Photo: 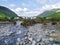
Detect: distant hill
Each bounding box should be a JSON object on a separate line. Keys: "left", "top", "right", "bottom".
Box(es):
{"left": 37, "top": 9, "right": 60, "bottom": 19}
{"left": 0, "top": 6, "right": 18, "bottom": 19}
{"left": 38, "top": 10, "right": 54, "bottom": 17}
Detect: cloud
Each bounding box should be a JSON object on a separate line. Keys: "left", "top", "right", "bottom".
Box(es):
{"left": 48, "top": 0, "right": 60, "bottom": 3}
{"left": 11, "top": 2, "right": 60, "bottom": 17}
{"left": 15, "top": 8, "right": 22, "bottom": 12}
{"left": 36, "top": 0, "right": 60, "bottom": 4}
{"left": 12, "top": 7, "right": 39, "bottom": 17}
{"left": 12, "top": 8, "right": 29, "bottom": 16}
{"left": 22, "top": 3, "right": 29, "bottom": 8}
{"left": 34, "top": 2, "right": 60, "bottom": 15}
{"left": 36, "top": 0, "right": 46, "bottom": 4}
{"left": 23, "top": 8, "right": 28, "bottom": 11}
{"left": 42, "top": 2, "right": 60, "bottom": 10}
{"left": 15, "top": 7, "right": 28, "bottom": 12}
{"left": 9, "top": 4, "right": 16, "bottom": 7}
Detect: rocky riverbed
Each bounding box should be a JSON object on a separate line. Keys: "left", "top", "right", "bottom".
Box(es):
{"left": 0, "top": 21, "right": 60, "bottom": 45}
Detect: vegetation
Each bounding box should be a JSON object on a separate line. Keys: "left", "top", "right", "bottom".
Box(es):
{"left": 21, "top": 18, "right": 36, "bottom": 27}
{"left": 46, "top": 12, "right": 60, "bottom": 20}
{"left": 0, "top": 6, "right": 18, "bottom": 21}
{"left": 36, "top": 9, "right": 60, "bottom": 24}
{"left": 1, "top": 6, "right": 60, "bottom": 26}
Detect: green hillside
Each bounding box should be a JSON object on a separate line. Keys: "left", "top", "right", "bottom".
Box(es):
{"left": 46, "top": 12, "right": 60, "bottom": 19}
{"left": 37, "top": 9, "right": 60, "bottom": 20}
{"left": 0, "top": 6, "right": 18, "bottom": 19}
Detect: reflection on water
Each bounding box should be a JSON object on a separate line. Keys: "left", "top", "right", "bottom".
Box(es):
{"left": 0, "top": 21, "right": 60, "bottom": 45}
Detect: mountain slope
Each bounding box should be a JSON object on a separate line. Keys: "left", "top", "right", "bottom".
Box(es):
{"left": 0, "top": 6, "right": 18, "bottom": 19}
{"left": 37, "top": 9, "right": 60, "bottom": 19}
{"left": 47, "top": 12, "right": 60, "bottom": 19}
{"left": 39, "top": 11, "right": 54, "bottom": 17}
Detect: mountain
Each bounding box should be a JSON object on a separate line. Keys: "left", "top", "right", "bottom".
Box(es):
{"left": 0, "top": 6, "right": 18, "bottom": 19}
{"left": 38, "top": 10, "right": 54, "bottom": 17}
{"left": 37, "top": 9, "right": 60, "bottom": 19}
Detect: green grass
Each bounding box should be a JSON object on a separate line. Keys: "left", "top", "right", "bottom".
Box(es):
{"left": 0, "top": 6, "right": 18, "bottom": 20}
{"left": 46, "top": 12, "right": 60, "bottom": 19}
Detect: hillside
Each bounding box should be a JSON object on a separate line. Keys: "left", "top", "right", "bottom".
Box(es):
{"left": 37, "top": 9, "right": 60, "bottom": 19}
{"left": 38, "top": 10, "right": 54, "bottom": 17}
{"left": 0, "top": 6, "right": 18, "bottom": 19}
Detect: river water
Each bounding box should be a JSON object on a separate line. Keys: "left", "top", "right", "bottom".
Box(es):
{"left": 0, "top": 21, "right": 60, "bottom": 45}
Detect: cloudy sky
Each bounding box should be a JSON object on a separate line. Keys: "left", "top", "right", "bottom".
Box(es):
{"left": 0, "top": 0, "right": 60, "bottom": 17}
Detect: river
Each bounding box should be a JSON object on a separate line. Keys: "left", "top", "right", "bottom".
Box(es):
{"left": 0, "top": 21, "right": 60, "bottom": 45}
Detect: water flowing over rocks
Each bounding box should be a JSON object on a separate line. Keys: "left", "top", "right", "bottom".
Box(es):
{"left": 0, "top": 21, "right": 60, "bottom": 45}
